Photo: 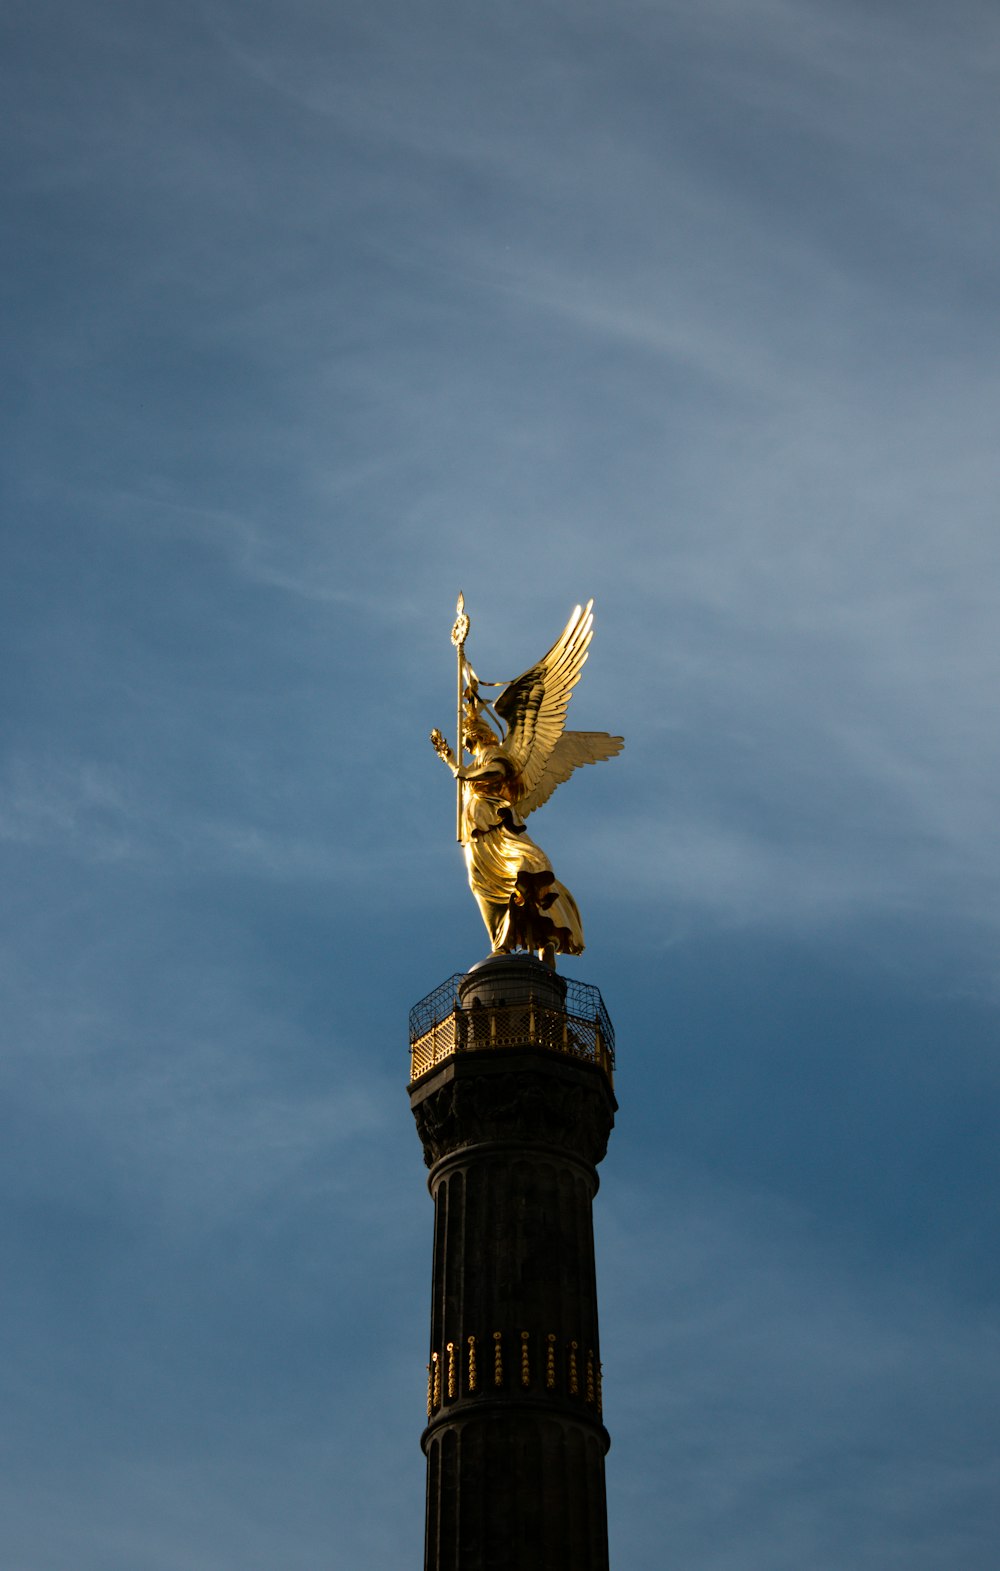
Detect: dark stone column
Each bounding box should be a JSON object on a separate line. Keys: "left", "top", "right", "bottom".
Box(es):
{"left": 409, "top": 955, "right": 617, "bottom": 1571}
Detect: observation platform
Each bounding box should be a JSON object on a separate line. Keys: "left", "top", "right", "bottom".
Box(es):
{"left": 408, "top": 952, "right": 615, "bottom": 1086}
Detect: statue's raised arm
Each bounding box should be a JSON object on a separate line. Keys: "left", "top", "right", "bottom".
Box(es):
{"left": 431, "top": 597, "right": 623, "bottom": 968}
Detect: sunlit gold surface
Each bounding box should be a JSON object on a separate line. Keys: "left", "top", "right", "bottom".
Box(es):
{"left": 431, "top": 599, "right": 623, "bottom": 965}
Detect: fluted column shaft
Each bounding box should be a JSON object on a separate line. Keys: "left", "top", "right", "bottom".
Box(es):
{"left": 409, "top": 958, "right": 616, "bottom": 1571}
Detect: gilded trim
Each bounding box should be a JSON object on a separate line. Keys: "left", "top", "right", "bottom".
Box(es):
{"left": 467, "top": 1334, "right": 478, "bottom": 1393}
{"left": 424, "top": 1332, "right": 604, "bottom": 1415}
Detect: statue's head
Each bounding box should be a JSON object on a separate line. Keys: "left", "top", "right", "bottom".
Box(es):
{"left": 462, "top": 699, "right": 500, "bottom": 756}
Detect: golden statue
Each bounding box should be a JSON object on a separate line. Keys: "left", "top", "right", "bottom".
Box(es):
{"left": 431, "top": 596, "right": 623, "bottom": 967}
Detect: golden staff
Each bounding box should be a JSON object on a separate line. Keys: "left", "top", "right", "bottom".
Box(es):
{"left": 451, "top": 592, "right": 470, "bottom": 841}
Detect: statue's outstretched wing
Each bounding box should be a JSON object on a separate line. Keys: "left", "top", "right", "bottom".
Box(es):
{"left": 494, "top": 601, "right": 612, "bottom": 805}
{"left": 517, "top": 730, "right": 624, "bottom": 816}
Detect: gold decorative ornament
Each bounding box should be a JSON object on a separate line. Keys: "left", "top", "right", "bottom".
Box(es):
{"left": 426, "top": 1363, "right": 433, "bottom": 1419}
{"left": 520, "top": 1330, "right": 531, "bottom": 1387}
{"left": 493, "top": 1330, "right": 503, "bottom": 1387}
{"left": 467, "top": 1334, "right": 478, "bottom": 1393}
{"left": 568, "top": 1340, "right": 579, "bottom": 1396}
{"left": 446, "top": 1341, "right": 456, "bottom": 1400}
{"left": 431, "top": 598, "right": 623, "bottom": 966}
{"left": 431, "top": 1351, "right": 441, "bottom": 1411}
{"left": 546, "top": 1333, "right": 557, "bottom": 1390}
{"left": 586, "top": 1348, "right": 596, "bottom": 1406}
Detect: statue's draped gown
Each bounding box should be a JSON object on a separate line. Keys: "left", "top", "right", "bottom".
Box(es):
{"left": 461, "top": 747, "right": 584, "bottom": 957}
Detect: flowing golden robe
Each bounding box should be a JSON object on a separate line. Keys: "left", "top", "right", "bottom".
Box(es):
{"left": 461, "top": 748, "right": 584, "bottom": 957}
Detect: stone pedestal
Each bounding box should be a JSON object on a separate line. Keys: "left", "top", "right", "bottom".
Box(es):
{"left": 409, "top": 955, "right": 617, "bottom": 1571}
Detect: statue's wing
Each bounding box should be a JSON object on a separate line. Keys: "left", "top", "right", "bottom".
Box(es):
{"left": 517, "top": 730, "right": 624, "bottom": 816}
{"left": 493, "top": 600, "right": 595, "bottom": 800}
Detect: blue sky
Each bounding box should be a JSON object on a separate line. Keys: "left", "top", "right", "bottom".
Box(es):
{"left": 3, "top": 1, "right": 999, "bottom": 1566}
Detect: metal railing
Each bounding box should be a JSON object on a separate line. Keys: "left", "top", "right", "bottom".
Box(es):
{"left": 409, "top": 972, "right": 615, "bottom": 1084}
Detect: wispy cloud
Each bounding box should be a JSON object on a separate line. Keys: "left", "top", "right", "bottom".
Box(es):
{"left": 3, "top": 3, "right": 999, "bottom": 1567}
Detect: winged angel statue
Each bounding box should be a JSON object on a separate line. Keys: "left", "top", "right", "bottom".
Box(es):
{"left": 431, "top": 597, "right": 623, "bottom": 967}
